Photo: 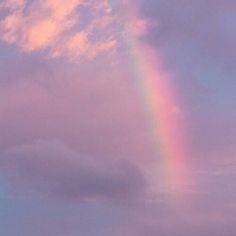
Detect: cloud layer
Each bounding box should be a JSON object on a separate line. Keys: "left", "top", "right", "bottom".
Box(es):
{"left": 0, "top": 0, "right": 236, "bottom": 235}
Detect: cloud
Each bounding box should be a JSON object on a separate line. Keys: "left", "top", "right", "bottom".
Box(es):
{"left": 1, "top": 139, "right": 146, "bottom": 202}
{"left": 0, "top": 0, "right": 25, "bottom": 10}
{"left": 139, "top": 0, "right": 236, "bottom": 72}
{"left": 0, "top": 0, "right": 117, "bottom": 59}
{"left": 120, "top": 0, "right": 156, "bottom": 38}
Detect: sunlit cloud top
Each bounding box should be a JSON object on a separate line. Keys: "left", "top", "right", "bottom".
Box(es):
{"left": 0, "top": 0, "right": 118, "bottom": 59}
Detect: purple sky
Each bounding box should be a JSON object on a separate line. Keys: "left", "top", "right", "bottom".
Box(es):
{"left": 0, "top": 0, "right": 236, "bottom": 235}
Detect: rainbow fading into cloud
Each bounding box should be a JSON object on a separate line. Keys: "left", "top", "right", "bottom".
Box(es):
{"left": 112, "top": 0, "right": 192, "bottom": 201}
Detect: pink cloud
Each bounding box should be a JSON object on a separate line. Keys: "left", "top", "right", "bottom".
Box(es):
{"left": 0, "top": 0, "right": 25, "bottom": 10}
{"left": 0, "top": 60, "right": 156, "bottom": 203}
{"left": 0, "top": 0, "right": 117, "bottom": 59}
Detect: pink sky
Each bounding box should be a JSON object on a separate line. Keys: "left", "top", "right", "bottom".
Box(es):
{"left": 0, "top": 0, "right": 236, "bottom": 235}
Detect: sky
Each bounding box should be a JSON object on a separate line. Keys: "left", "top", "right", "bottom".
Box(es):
{"left": 0, "top": 0, "right": 236, "bottom": 235}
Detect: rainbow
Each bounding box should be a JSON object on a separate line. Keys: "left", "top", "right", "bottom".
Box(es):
{"left": 111, "top": 0, "right": 192, "bottom": 201}
{"left": 126, "top": 37, "right": 190, "bottom": 198}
